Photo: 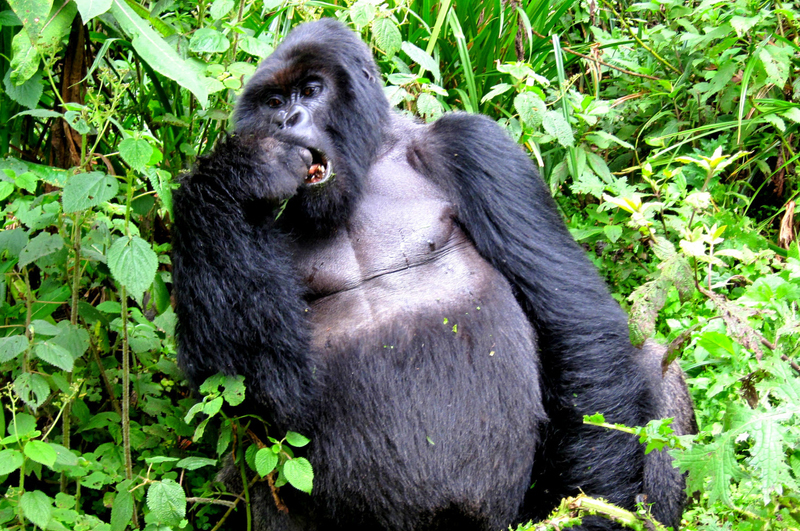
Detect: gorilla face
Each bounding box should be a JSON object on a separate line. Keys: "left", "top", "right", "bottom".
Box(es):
{"left": 234, "top": 20, "right": 391, "bottom": 232}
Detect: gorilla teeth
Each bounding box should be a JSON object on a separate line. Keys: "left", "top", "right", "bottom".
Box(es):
{"left": 305, "top": 150, "right": 330, "bottom": 184}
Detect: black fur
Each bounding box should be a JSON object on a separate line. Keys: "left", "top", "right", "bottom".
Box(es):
{"left": 172, "top": 19, "right": 694, "bottom": 531}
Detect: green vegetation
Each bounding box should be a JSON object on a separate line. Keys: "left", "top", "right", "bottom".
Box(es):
{"left": 0, "top": 0, "right": 798, "bottom": 529}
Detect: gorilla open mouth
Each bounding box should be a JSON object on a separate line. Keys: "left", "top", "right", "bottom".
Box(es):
{"left": 306, "top": 149, "right": 332, "bottom": 185}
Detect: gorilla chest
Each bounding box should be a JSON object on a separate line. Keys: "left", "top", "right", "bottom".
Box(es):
{"left": 293, "top": 167, "right": 500, "bottom": 336}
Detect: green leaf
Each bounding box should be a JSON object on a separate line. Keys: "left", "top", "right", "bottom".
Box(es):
{"left": 221, "top": 375, "right": 245, "bottom": 406}
{"left": 62, "top": 171, "right": 119, "bottom": 212}
{"left": 24, "top": 439, "right": 58, "bottom": 467}
{"left": 51, "top": 322, "right": 90, "bottom": 360}
{"left": 107, "top": 235, "right": 158, "bottom": 299}
{"left": 0, "top": 449, "right": 24, "bottom": 475}
{"left": 14, "top": 372, "right": 50, "bottom": 410}
{"left": 349, "top": 0, "right": 376, "bottom": 27}
{"left": 217, "top": 421, "right": 232, "bottom": 456}
{"left": 697, "top": 331, "right": 736, "bottom": 358}
{"left": 0, "top": 181, "right": 14, "bottom": 200}
{"left": 0, "top": 335, "right": 28, "bottom": 362}
{"left": 254, "top": 448, "right": 278, "bottom": 476}
{"left": 109, "top": 0, "right": 208, "bottom": 107}
{"left": 285, "top": 431, "right": 310, "bottom": 448}
{"left": 189, "top": 27, "right": 230, "bottom": 54}
{"left": 176, "top": 457, "right": 217, "bottom": 470}
{"left": 34, "top": 341, "right": 74, "bottom": 371}
{"left": 514, "top": 92, "right": 545, "bottom": 127}
{"left": 239, "top": 36, "right": 273, "bottom": 58}
{"left": 417, "top": 93, "right": 443, "bottom": 120}
{"left": 119, "top": 138, "right": 154, "bottom": 172}
{"left": 8, "top": 29, "right": 39, "bottom": 85}
{"left": 7, "top": 0, "right": 52, "bottom": 44}
{"left": 673, "top": 438, "right": 742, "bottom": 506}
{"left": 3, "top": 68, "right": 43, "bottom": 109}
{"left": 759, "top": 45, "right": 790, "bottom": 88}
{"left": 208, "top": 0, "right": 234, "bottom": 20}
{"left": 7, "top": 412, "right": 37, "bottom": 441}
{"left": 401, "top": 42, "right": 439, "bottom": 82}
{"left": 18, "top": 232, "right": 65, "bottom": 268}
{"left": 749, "top": 411, "right": 793, "bottom": 501}
{"left": 283, "top": 457, "right": 314, "bottom": 494}
{"left": 603, "top": 224, "right": 622, "bottom": 243}
{"left": 203, "top": 396, "right": 223, "bottom": 416}
{"left": 371, "top": 18, "right": 401, "bottom": 56}
{"left": 542, "top": 110, "right": 575, "bottom": 147}
{"left": 20, "top": 490, "right": 52, "bottom": 529}
{"left": 50, "top": 442, "right": 79, "bottom": 466}
{"left": 110, "top": 487, "right": 134, "bottom": 531}
{"left": 481, "top": 83, "right": 513, "bottom": 104}
{"left": 146, "top": 479, "right": 186, "bottom": 525}
{"left": 74, "top": 0, "right": 112, "bottom": 23}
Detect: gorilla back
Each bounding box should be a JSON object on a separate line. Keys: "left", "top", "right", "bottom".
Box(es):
{"left": 172, "top": 18, "right": 694, "bottom": 531}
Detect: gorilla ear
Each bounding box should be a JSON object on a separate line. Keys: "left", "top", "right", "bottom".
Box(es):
{"left": 362, "top": 67, "right": 374, "bottom": 82}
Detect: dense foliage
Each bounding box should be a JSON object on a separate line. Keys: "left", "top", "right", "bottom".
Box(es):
{"left": 0, "top": 0, "right": 798, "bottom": 530}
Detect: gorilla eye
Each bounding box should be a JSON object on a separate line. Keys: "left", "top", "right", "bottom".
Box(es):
{"left": 266, "top": 96, "right": 284, "bottom": 109}
{"left": 301, "top": 84, "right": 321, "bottom": 98}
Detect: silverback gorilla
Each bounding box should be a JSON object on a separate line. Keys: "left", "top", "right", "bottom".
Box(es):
{"left": 172, "top": 18, "right": 695, "bottom": 531}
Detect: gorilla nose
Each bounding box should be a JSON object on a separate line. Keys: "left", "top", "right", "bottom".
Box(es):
{"left": 282, "top": 106, "right": 310, "bottom": 130}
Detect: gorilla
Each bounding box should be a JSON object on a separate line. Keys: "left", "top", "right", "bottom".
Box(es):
{"left": 172, "top": 18, "right": 695, "bottom": 531}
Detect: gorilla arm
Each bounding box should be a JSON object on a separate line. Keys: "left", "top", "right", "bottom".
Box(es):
{"left": 410, "top": 113, "right": 655, "bottom": 510}
{"left": 172, "top": 135, "right": 319, "bottom": 429}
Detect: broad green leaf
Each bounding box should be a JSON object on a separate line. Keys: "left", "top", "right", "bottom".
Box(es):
{"left": 759, "top": 45, "right": 790, "bottom": 89}
{"left": 20, "top": 490, "right": 52, "bottom": 529}
{"left": 239, "top": 36, "right": 273, "bottom": 58}
{"left": 283, "top": 457, "right": 314, "bottom": 494}
{"left": 18, "top": 232, "right": 64, "bottom": 268}
{"left": 110, "top": 487, "right": 134, "bottom": 531}
{"left": 110, "top": 0, "right": 208, "bottom": 107}
{"left": 255, "top": 448, "right": 278, "bottom": 476}
{"left": 0, "top": 335, "right": 28, "bottom": 362}
{"left": 7, "top": 412, "right": 37, "bottom": 441}
{"left": 146, "top": 479, "right": 186, "bottom": 525}
{"left": 349, "top": 0, "right": 376, "bottom": 27}
{"left": 24, "top": 439, "right": 57, "bottom": 467}
{"left": 697, "top": 331, "right": 736, "bottom": 358}
{"left": 401, "top": 42, "right": 439, "bottom": 82}
{"left": 14, "top": 170, "right": 37, "bottom": 192}
{"left": 542, "top": 110, "right": 575, "bottom": 147}
{"left": 0, "top": 181, "right": 14, "bottom": 200}
{"left": 749, "top": 411, "right": 793, "bottom": 501}
{"left": 7, "top": 0, "right": 52, "bottom": 44}
{"left": 14, "top": 372, "right": 50, "bottom": 410}
{"left": 8, "top": 29, "right": 39, "bottom": 85}
{"left": 51, "top": 322, "right": 90, "bottom": 359}
{"left": 107, "top": 235, "right": 158, "bottom": 299}
{"left": 50, "top": 442, "right": 79, "bottom": 466}
{"left": 62, "top": 171, "right": 119, "bottom": 212}
{"left": 3, "top": 67, "right": 43, "bottom": 108}
{"left": 189, "top": 27, "right": 229, "bottom": 54}
{"left": 34, "top": 341, "right": 73, "bottom": 371}
{"left": 371, "top": 17, "right": 401, "bottom": 56}
{"left": 74, "top": 0, "right": 112, "bottom": 22}
{"left": 203, "top": 396, "right": 223, "bottom": 416}
{"left": 222, "top": 375, "right": 245, "bottom": 406}
{"left": 30, "top": 319, "right": 60, "bottom": 337}
{"left": 603, "top": 225, "right": 622, "bottom": 243}
{"left": 119, "top": 138, "right": 153, "bottom": 172}
{"left": 208, "top": 0, "right": 234, "bottom": 20}
{"left": 176, "top": 457, "right": 217, "bottom": 470}
{"left": 0, "top": 449, "right": 24, "bottom": 474}
{"left": 673, "top": 438, "right": 743, "bottom": 506}
{"left": 417, "top": 93, "right": 443, "bottom": 120}
{"left": 285, "top": 431, "right": 311, "bottom": 448}
{"left": 514, "top": 92, "right": 545, "bottom": 127}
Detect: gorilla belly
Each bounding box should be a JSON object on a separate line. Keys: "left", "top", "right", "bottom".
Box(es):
{"left": 291, "top": 153, "right": 544, "bottom": 527}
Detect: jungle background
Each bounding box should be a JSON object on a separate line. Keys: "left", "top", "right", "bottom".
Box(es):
{"left": 0, "top": 0, "right": 799, "bottom": 530}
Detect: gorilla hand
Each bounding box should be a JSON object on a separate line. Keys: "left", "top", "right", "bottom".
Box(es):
{"left": 193, "top": 134, "right": 312, "bottom": 210}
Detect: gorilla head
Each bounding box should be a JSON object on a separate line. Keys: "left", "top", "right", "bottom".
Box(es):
{"left": 234, "top": 20, "right": 390, "bottom": 231}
